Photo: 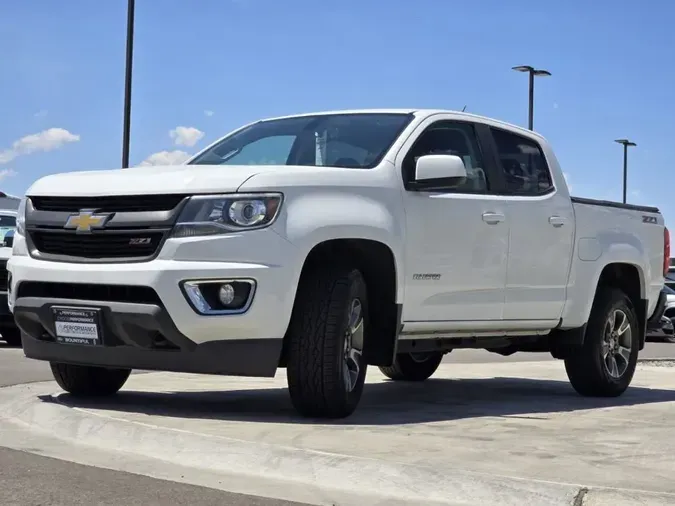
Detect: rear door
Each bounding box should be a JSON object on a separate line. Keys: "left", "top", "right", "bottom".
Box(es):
{"left": 487, "top": 127, "right": 575, "bottom": 321}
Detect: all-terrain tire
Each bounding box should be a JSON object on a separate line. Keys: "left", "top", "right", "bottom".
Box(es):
{"left": 379, "top": 352, "right": 444, "bottom": 381}
{"left": 50, "top": 362, "right": 131, "bottom": 397}
{"left": 564, "top": 287, "right": 639, "bottom": 397}
{"left": 286, "top": 265, "right": 368, "bottom": 418}
{"left": 1, "top": 327, "right": 22, "bottom": 347}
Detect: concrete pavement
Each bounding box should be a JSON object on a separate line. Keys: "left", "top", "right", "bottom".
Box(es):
{"left": 2, "top": 358, "right": 675, "bottom": 505}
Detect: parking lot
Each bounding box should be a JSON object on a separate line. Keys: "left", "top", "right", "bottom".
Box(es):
{"left": 2, "top": 344, "right": 675, "bottom": 506}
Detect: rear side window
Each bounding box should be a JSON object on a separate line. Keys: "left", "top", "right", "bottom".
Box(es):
{"left": 490, "top": 128, "right": 553, "bottom": 195}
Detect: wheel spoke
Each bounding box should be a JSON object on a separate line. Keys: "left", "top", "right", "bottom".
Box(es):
{"left": 348, "top": 300, "right": 362, "bottom": 334}
{"left": 617, "top": 346, "right": 631, "bottom": 363}
{"left": 342, "top": 298, "right": 364, "bottom": 393}
{"left": 607, "top": 355, "right": 620, "bottom": 378}
{"left": 617, "top": 313, "right": 630, "bottom": 336}
{"left": 601, "top": 341, "right": 611, "bottom": 358}
{"left": 612, "top": 310, "right": 620, "bottom": 332}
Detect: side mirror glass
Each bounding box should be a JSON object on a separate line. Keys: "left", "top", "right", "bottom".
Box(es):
{"left": 414, "top": 154, "right": 467, "bottom": 188}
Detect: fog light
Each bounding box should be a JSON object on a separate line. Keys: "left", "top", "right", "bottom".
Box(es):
{"left": 218, "top": 283, "right": 235, "bottom": 305}
{"left": 181, "top": 279, "right": 256, "bottom": 315}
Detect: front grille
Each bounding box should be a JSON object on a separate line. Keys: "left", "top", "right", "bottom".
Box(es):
{"left": 31, "top": 230, "right": 165, "bottom": 259}
{"left": 17, "top": 281, "right": 162, "bottom": 305}
{"left": 30, "top": 194, "right": 187, "bottom": 213}
{"left": 0, "top": 260, "right": 7, "bottom": 291}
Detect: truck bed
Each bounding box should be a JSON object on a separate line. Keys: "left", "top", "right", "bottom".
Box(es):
{"left": 571, "top": 196, "right": 660, "bottom": 214}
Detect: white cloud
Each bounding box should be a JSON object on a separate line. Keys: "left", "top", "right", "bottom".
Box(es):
{"left": 137, "top": 150, "right": 191, "bottom": 167}
{"left": 204, "top": 110, "right": 214, "bottom": 117}
{"left": 169, "top": 126, "right": 204, "bottom": 147}
{"left": 0, "top": 168, "right": 17, "bottom": 182}
{"left": 0, "top": 127, "right": 80, "bottom": 164}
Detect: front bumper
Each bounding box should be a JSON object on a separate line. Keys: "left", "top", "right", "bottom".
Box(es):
{"left": 15, "top": 297, "right": 283, "bottom": 376}
{"left": 8, "top": 228, "right": 303, "bottom": 376}
{"left": 8, "top": 255, "right": 299, "bottom": 345}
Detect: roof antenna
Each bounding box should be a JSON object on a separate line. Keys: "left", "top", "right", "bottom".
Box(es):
{"left": 461, "top": 105, "right": 467, "bottom": 112}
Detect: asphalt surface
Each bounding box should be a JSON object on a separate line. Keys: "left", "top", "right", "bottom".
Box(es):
{"left": 0, "top": 447, "right": 307, "bottom": 506}
{"left": 1, "top": 340, "right": 675, "bottom": 506}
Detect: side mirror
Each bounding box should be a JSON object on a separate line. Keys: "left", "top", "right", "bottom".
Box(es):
{"left": 414, "top": 154, "right": 467, "bottom": 189}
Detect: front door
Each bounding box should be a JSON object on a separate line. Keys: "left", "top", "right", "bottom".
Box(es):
{"left": 398, "top": 118, "right": 510, "bottom": 322}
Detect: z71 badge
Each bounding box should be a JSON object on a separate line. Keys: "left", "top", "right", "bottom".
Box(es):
{"left": 642, "top": 215, "right": 658, "bottom": 224}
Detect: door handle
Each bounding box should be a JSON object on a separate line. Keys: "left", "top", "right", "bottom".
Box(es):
{"left": 482, "top": 212, "right": 505, "bottom": 225}
{"left": 549, "top": 216, "right": 566, "bottom": 228}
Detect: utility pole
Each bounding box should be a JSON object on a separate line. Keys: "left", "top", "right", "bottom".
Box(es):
{"left": 122, "top": 0, "right": 135, "bottom": 168}
{"left": 511, "top": 65, "right": 551, "bottom": 130}
{"left": 614, "top": 139, "right": 636, "bottom": 204}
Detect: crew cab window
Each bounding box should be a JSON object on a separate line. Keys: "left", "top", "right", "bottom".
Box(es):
{"left": 490, "top": 128, "right": 553, "bottom": 195}
{"left": 403, "top": 122, "right": 487, "bottom": 192}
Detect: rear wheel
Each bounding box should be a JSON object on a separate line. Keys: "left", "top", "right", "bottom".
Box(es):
{"left": 286, "top": 265, "right": 368, "bottom": 418}
{"left": 50, "top": 363, "right": 131, "bottom": 397}
{"left": 379, "top": 351, "right": 444, "bottom": 381}
{"left": 564, "top": 288, "right": 639, "bottom": 397}
{"left": 1, "top": 327, "right": 22, "bottom": 347}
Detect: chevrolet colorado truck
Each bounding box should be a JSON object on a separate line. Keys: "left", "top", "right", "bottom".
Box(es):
{"left": 7, "top": 109, "right": 669, "bottom": 418}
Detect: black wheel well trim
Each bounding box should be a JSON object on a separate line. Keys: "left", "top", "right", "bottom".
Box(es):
{"left": 278, "top": 238, "right": 401, "bottom": 368}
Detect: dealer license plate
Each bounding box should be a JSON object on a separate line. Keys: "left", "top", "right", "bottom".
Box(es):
{"left": 51, "top": 306, "right": 102, "bottom": 346}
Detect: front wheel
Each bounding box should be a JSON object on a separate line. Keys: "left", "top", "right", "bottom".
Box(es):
{"left": 50, "top": 363, "right": 131, "bottom": 397}
{"left": 564, "top": 288, "right": 639, "bottom": 397}
{"left": 286, "top": 265, "right": 368, "bottom": 419}
{"left": 379, "top": 352, "right": 444, "bottom": 381}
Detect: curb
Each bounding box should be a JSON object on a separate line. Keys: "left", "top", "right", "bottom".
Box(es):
{"left": 2, "top": 386, "right": 581, "bottom": 506}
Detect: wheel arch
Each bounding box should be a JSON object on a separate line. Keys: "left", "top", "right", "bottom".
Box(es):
{"left": 279, "top": 237, "right": 402, "bottom": 367}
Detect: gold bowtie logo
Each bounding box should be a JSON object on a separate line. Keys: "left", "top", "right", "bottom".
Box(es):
{"left": 64, "top": 211, "right": 111, "bottom": 233}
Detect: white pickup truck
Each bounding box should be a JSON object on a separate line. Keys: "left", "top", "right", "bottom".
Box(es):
{"left": 7, "top": 109, "right": 669, "bottom": 418}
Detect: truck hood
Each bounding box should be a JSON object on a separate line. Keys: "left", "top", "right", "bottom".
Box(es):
{"left": 26, "top": 164, "right": 320, "bottom": 197}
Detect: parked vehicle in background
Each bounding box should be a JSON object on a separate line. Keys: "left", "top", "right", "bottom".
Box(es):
{"left": 0, "top": 210, "right": 20, "bottom": 346}
{"left": 646, "top": 315, "right": 675, "bottom": 343}
{"left": 7, "top": 109, "right": 670, "bottom": 418}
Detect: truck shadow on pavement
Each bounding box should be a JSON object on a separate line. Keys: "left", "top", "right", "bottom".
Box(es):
{"left": 43, "top": 376, "right": 675, "bottom": 425}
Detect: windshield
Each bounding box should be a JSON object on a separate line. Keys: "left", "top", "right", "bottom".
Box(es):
{"left": 188, "top": 113, "right": 413, "bottom": 169}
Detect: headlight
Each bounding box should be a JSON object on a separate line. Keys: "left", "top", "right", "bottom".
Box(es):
{"left": 16, "top": 197, "right": 27, "bottom": 235}
{"left": 171, "top": 193, "right": 283, "bottom": 238}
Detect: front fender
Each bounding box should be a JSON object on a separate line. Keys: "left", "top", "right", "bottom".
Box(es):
{"left": 271, "top": 190, "right": 406, "bottom": 303}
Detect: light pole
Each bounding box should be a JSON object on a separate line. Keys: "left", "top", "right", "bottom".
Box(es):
{"left": 614, "top": 139, "right": 636, "bottom": 204}
{"left": 122, "top": 0, "right": 135, "bottom": 168}
{"left": 511, "top": 65, "right": 551, "bottom": 130}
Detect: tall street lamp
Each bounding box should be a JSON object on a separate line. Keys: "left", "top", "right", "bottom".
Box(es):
{"left": 511, "top": 65, "right": 551, "bottom": 130}
{"left": 614, "top": 138, "right": 636, "bottom": 204}
{"left": 122, "top": 0, "right": 135, "bottom": 168}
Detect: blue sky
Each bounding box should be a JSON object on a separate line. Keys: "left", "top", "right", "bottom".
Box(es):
{"left": 1, "top": 0, "right": 673, "bottom": 224}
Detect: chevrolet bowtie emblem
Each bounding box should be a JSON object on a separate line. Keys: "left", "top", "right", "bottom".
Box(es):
{"left": 64, "top": 210, "right": 111, "bottom": 233}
